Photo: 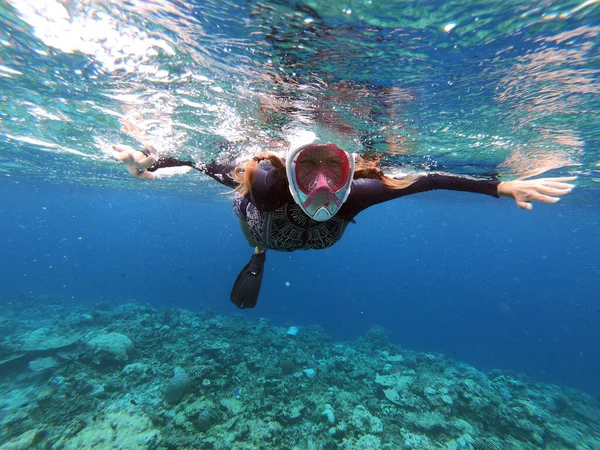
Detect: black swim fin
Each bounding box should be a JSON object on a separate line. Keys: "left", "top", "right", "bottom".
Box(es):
{"left": 230, "top": 252, "right": 266, "bottom": 309}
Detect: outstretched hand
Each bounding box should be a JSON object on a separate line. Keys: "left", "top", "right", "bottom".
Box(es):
{"left": 113, "top": 144, "right": 157, "bottom": 180}
{"left": 498, "top": 176, "right": 576, "bottom": 210}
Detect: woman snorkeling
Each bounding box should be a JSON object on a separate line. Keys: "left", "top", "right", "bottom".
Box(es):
{"left": 114, "top": 131, "right": 576, "bottom": 309}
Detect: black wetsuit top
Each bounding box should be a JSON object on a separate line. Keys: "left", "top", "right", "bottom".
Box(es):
{"left": 149, "top": 158, "right": 500, "bottom": 252}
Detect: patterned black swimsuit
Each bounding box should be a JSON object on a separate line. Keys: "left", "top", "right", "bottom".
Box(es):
{"left": 234, "top": 199, "right": 350, "bottom": 251}
{"left": 151, "top": 158, "right": 501, "bottom": 252}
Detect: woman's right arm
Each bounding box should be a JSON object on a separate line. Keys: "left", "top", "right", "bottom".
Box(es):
{"left": 113, "top": 144, "right": 238, "bottom": 188}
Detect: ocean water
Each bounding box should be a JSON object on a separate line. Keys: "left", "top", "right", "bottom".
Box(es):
{"left": 1, "top": 0, "right": 600, "bottom": 448}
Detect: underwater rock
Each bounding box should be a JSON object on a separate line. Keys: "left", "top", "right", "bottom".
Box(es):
{"left": 86, "top": 332, "right": 134, "bottom": 364}
{"left": 0, "top": 429, "right": 45, "bottom": 450}
{"left": 164, "top": 367, "right": 192, "bottom": 405}
{"left": 1, "top": 327, "right": 80, "bottom": 374}
{"left": 183, "top": 398, "right": 220, "bottom": 424}
{"left": 342, "top": 434, "right": 382, "bottom": 450}
{"left": 280, "top": 357, "right": 297, "bottom": 375}
{"left": 404, "top": 410, "right": 449, "bottom": 433}
{"left": 383, "top": 388, "right": 401, "bottom": 405}
{"left": 286, "top": 326, "right": 299, "bottom": 336}
{"left": 20, "top": 327, "right": 80, "bottom": 351}
{"left": 238, "top": 418, "right": 283, "bottom": 442}
{"left": 321, "top": 404, "right": 335, "bottom": 425}
{"left": 28, "top": 357, "right": 58, "bottom": 379}
{"left": 279, "top": 400, "right": 305, "bottom": 423}
{"left": 384, "top": 353, "right": 405, "bottom": 363}
{"left": 220, "top": 397, "right": 245, "bottom": 416}
{"left": 303, "top": 368, "right": 316, "bottom": 378}
{"left": 366, "top": 325, "right": 388, "bottom": 346}
{"left": 55, "top": 405, "right": 159, "bottom": 449}
{"left": 194, "top": 403, "right": 221, "bottom": 432}
{"left": 90, "top": 385, "right": 108, "bottom": 399}
{"left": 350, "top": 405, "right": 383, "bottom": 434}
{"left": 402, "top": 430, "right": 424, "bottom": 449}
{"left": 200, "top": 340, "right": 231, "bottom": 357}
{"left": 328, "top": 422, "right": 347, "bottom": 439}
{"left": 424, "top": 386, "right": 437, "bottom": 396}
{"left": 122, "top": 362, "right": 153, "bottom": 382}
{"left": 375, "top": 372, "right": 414, "bottom": 393}
{"left": 0, "top": 353, "right": 29, "bottom": 373}
{"left": 195, "top": 410, "right": 213, "bottom": 432}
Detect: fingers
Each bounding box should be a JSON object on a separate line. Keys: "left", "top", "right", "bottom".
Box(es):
{"left": 136, "top": 170, "right": 156, "bottom": 180}
{"left": 544, "top": 181, "right": 576, "bottom": 190}
{"left": 114, "top": 151, "right": 134, "bottom": 162}
{"left": 113, "top": 144, "right": 136, "bottom": 163}
{"left": 113, "top": 144, "right": 135, "bottom": 153}
{"left": 515, "top": 189, "right": 565, "bottom": 211}
{"left": 509, "top": 176, "right": 576, "bottom": 211}
{"left": 541, "top": 176, "right": 577, "bottom": 183}
{"left": 126, "top": 165, "right": 141, "bottom": 178}
{"left": 115, "top": 144, "right": 157, "bottom": 181}
{"left": 541, "top": 177, "right": 576, "bottom": 187}
{"left": 113, "top": 144, "right": 156, "bottom": 167}
{"left": 527, "top": 177, "right": 576, "bottom": 201}
{"left": 535, "top": 179, "right": 575, "bottom": 199}
{"left": 517, "top": 201, "right": 533, "bottom": 210}
{"left": 139, "top": 155, "right": 157, "bottom": 166}
{"left": 537, "top": 185, "right": 573, "bottom": 196}
{"left": 532, "top": 193, "right": 561, "bottom": 204}
{"left": 126, "top": 165, "right": 156, "bottom": 180}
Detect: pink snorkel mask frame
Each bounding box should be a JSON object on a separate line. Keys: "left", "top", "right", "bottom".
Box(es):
{"left": 286, "top": 138, "right": 355, "bottom": 222}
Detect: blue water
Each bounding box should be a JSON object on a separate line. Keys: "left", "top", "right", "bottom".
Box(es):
{"left": 3, "top": 181, "right": 599, "bottom": 395}
{"left": 1, "top": 0, "right": 599, "bottom": 397}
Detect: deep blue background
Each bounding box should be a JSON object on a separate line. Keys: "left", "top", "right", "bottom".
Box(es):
{"left": 1, "top": 180, "right": 599, "bottom": 395}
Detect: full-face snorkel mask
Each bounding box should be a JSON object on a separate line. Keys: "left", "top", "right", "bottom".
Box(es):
{"left": 286, "top": 134, "right": 355, "bottom": 221}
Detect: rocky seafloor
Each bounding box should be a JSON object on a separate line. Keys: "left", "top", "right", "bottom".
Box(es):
{"left": 0, "top": 295, "right": 599, "bottom": 450}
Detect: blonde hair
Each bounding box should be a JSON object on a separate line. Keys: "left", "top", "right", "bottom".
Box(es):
{"left": 233, "top": 152, "right": 416, "bottom": 197}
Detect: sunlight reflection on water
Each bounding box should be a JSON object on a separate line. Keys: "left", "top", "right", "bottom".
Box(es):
{"left": 1, "top": 0, "right": 598, "bottom": 193}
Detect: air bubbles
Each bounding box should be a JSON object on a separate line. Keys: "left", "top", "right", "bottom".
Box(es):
{"left": 443, "top": 23, "right": 456, "bottom": 33}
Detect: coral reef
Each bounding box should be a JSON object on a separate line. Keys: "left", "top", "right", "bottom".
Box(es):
{"left": 164, "top": 368, "right": 193, "bottom": 405}
{"left": 86, "top": 332, "right": 134, "bottom": 365}
{"left": 0, "top": 295, "right": 599, "bottom": 449}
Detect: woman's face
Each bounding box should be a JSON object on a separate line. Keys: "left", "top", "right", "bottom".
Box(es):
{"left": 295, "top": 144, "right": 350, "bottom": 194}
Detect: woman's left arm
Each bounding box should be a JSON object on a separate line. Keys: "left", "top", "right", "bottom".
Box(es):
{"left": 342, "top": 173, "right": 575, "bottom": 220}
{"left": 347, "top": 173, "right": 500, "bottom": 210}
